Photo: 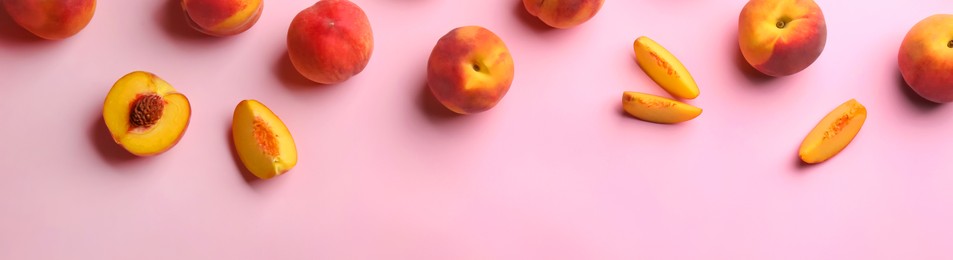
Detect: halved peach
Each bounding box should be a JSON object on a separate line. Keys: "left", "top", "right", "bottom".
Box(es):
{"left": 103, "top": 71, "right": 191, "bottom": 156}
{"left": 622, "top": 91, "right": 702, "bottom": 124}
{"left": 232, "top": 100, "right": 297, "bottom": 179}
{"left": 798, "top": 99, "right": 867, "bottom": 164}
{"left": 3, "top": 0, "right": 97, "bottom": 40}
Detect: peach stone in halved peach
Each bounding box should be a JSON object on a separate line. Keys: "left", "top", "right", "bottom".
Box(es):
{"left": 102, "top": 71, "right": 191, "bottom": 156}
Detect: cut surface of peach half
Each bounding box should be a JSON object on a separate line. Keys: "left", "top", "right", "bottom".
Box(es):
{"left": 103, "top": 71, "right": 191, "bottom": 156}
{"left": 232, "top": 100, "right": 297, "bottom": 179}
{"left": 633, "top": 36, "right": 700, "bottom": 100}
{"left": 798, "top": 99, "right": 867, "bottom": 164}
{"left": 622, "top": 91, "right": 702, "bottom": 124}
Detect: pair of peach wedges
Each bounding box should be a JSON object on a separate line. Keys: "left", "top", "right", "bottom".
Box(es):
{"left": 624, "top": 36, "right": 703, "bottom": 124}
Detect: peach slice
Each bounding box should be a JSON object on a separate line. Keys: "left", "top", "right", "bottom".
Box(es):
{"left": 633, "top": 36, "right": 700, "bottom": 100}
{"left": 232, "top": 100, "right": 297, "bottom": 179}
{"left": 622, "top": 91, "right": 702, "bottom": 124}
{"left": 798, "top": 99, "right": 867, "bottom": 164}
{"left": 103, "top": 71, "right": 191, "bottom": 156}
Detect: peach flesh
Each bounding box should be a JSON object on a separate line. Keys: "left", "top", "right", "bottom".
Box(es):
{"left": 253, "top": 117, "right": 279, "bottom": 157}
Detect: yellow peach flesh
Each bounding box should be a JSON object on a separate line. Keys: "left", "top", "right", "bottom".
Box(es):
{"left": 633, "top": 36, "right": 700, "bottom": 100}
{"left": 798, "top": 99, "right": 867, "bottom": 164}
{"left": 232, "top": 100, "right": 297, "bottom": 179}
{"left": 287, "top": 0, "right": 373, "bottom": 84}
{"left": 2, "top": 0, "right": 96, "bottom": 40}
{"left": 622, "top": 91, "right": 702, "bottom": 124}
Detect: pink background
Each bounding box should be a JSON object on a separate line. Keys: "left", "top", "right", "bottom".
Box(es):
{"left": 2, "top": 0, "right": 953, "bottom": 259}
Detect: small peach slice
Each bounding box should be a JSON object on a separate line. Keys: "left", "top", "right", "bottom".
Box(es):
{"left": 232, "top": 100, "right": 297, "bottom": 179}
{"left": 633, "top": 36, "right": 700, "bottom": 99}
{"left": 103, "top": 71, "right": 191, "bottom": 156}
{"left": 798, "top": 99, "right": 867, "bottom": 164}
{"left": 622, "top": 91, "right": 702, "bottom": 124}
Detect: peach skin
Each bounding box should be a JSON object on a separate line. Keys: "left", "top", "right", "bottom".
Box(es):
{"left": 738, "top": 0, "right": 827, "bottom": 77}
{"left": 898, "top": 14, "right": 953, "bottom": 103}
{"left": 522, "top": 0, "right": 604, "bottom": 29}
{"left": 181, "top": 0, "right": 263, "bottom": 37}
{"left": 3, "top": 0, "right": 96, "bottom": 40}
{"left": 427, "top": 26, "right": 515, "bottom": 114}
{"left": 622, "top": 91, "right": 702, "bottom": 124}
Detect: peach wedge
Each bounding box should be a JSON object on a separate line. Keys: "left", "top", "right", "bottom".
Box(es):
{"left": 232, "top": 100, "right": 297, "bottom": 179}
{"left": 798, "top": 99, "right": 867, "bottom": 164}
{"left": 103, "top": 71, "right": 191, "bottom": 156}
{"left": 622, "top": 91, "right": 702, "bottom": 124}
{"left": 633, "top": 36, "right": 700, "bottom": 100}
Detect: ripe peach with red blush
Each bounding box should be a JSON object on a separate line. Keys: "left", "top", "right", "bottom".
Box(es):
{"left": 898, "top": 14, "right": 953, "bottom": 103}
{"left": 287, "top": 0, "right": 374, "bottom": 84}
{"left": 181, "top": 0, "right": 263, "bottom": 37}
{"left": 738, "top": 0, "right": 827, "bottom": 77}
{"left": 522, "top": 0, "right": 604, "bottom": 29}
{"left": 3, "top": 0, "right": 96, "bottom": 40}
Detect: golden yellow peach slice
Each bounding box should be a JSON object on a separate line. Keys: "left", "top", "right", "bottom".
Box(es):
{"left": 522, "top": 0, "right": 605, "bottom": 29}
{"left": 633, "top": 36, "right": 700, "bottom": 99}
{"left": 103, "top": 71, "right": 191, "bottom": 156}
{"left": 798, "top": 99, "right": 867, "bottom": 164}
{"left": 232, "top": 100, "right": 297, "bottom": 179}
{"left": 622, "top": 91, "right": 702, "bottom": 124}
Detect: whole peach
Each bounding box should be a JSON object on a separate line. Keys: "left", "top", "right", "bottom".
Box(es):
{"left": 899, "top": 14, "right": 953, "bottom": 103}
{"left": 287, "top": 0, "right": 373, "bottom": 84}
{"left": 181, "top": 0, "right": 263, "bottom": 37}
{"left": 522, "top": 0, "right": 604, "bottom": 29}
{"left": 427, "top": 26, "right": 515, "bottom": 114}
{"left": 3, "top": 0, "right": 96, "bottom": 40}
{"left": 738, "top": 0, "right": 827, "bottom": 77}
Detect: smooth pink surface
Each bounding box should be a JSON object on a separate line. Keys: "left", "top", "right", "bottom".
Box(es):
{"left": 2, "top": 1, "right": 953, "bottom": 259}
